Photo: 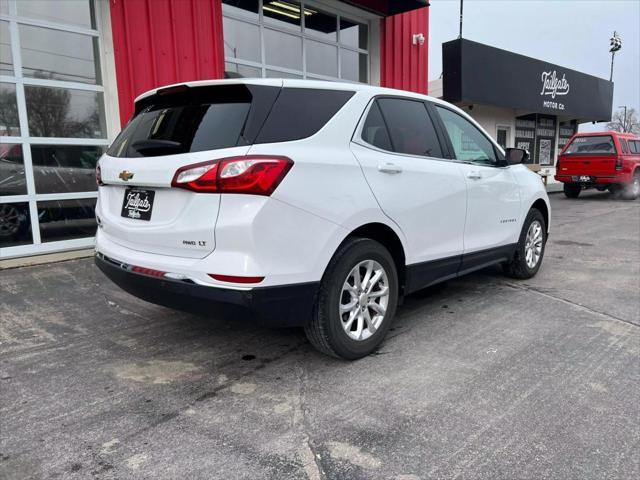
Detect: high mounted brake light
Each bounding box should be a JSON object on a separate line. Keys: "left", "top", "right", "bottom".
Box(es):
{"left": 157, "top": 84, "right": 189, "bottom": 96}
{"left": 171, "top": 156, "right": 293, "bottom": 195}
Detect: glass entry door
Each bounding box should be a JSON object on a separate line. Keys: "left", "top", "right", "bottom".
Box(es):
{"left": 1, "top": 0, "right": 112, "bottom": 258}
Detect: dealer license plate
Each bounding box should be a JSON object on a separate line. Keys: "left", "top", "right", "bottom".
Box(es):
{"left": 121, "top": 187, "right": 155, "bottom": 221}
{"left": 572, "top": 175, "right": 593, "bottom": 183}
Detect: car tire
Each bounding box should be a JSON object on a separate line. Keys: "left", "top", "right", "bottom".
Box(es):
{"left": 621, "top": 172, "right": 640, "bottom": 200}
{"left": 502, "top": 209, "right": 546, "bottom": 280}
{"left": 305, "top": 237, "right": 398, "bottom": 360}
{"left": 0, "top": 203, "right": 30, "bottom": 240}
{"left": 563, "top": 183, "right": 581, "bottom": 198}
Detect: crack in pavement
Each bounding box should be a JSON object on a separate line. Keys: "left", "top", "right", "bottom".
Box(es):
{"left": 499, "top": 280, "right": 639, "bottom": 328}
{"left": 295, "top": 364, "right": 325, "bottom": 480}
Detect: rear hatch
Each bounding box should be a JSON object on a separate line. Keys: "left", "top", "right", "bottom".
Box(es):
{"left": 557, "top": 134, "right": 618, "bottom": 177}
{"left": 97, "top": 82, "right": 282, "bottom": 258}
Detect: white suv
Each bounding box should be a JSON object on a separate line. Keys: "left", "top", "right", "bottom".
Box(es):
{"left": 95, "top": 79, "right": 550, "bottom": 359}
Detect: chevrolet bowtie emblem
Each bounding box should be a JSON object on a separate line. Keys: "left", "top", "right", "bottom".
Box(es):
{"left": 119, "top": 170, "right": 134, "bottom": 181}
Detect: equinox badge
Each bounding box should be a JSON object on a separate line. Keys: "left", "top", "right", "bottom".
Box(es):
{"left": 119, "top": 170, "right": 134, "bottom": 181}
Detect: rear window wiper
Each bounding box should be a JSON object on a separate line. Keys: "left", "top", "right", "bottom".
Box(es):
{"left": 131, "top": 139, "right": 185, "bottom": 155}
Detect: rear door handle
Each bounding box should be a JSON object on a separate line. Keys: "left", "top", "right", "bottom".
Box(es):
{"left": 378, "top": 163, "right": 403, "bottom": 174}
{"left": 466, "top": 171, "right": 482, "bottom": 180}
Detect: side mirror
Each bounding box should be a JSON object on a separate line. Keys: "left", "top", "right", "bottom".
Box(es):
{"left": 505, "top": 148, "right": 529, "bottom": 165}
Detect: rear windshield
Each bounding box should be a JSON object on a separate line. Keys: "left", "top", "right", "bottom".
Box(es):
{"left": 107, "top": 84, "right": 354, "bottom": 158}
{"left": 564, "top": 135, "right": 616, "bottom": 155}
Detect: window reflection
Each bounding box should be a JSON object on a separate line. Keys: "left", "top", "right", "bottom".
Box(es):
{"left": 32, "top": 145, "right": 103, "bottom": 194}
{"left": 306, "top": 40, "right": 337, "bottom": 77}
{"left": 1, "top": 21, "right": 12, "bottom": 76}
{"left": 20, "top": 25, "right": 101, "bottom": 85}
{"left": 265, "top": 69, "right": 302, "bottom": 79}
{"left": 0, "top": 83, "right": 20, "bottom": 136}
{"left": 38, "top": 198, "right": 97, "bottom": 242}
{"left": 264, "top": 28, "right": 302, "bottom": 70}
{"left": 222, "top": 0, "right": 259, "bottom": 19}
{"left": 225, "top": 62, "right": 261, "bottom": 78}
{"left": 25, "top": 86, "right": 106, "bottom": 138}
{"left": 17, "top": 0, "right": 96, "bottom": 29}
{"left": 223, "top": 16, "right": 261, "bottom": 63}
{"left": 0, "top": 144, "right": 26, "bottom": 196}
{"left": 341, "top": 50, "right": 367, "bottom": 83}
{"left": 263, "top": 0, "right": 302, "bottom": 30}
{"left": 0, "top": 202, "right": 32, "bottom": 248}
{"left": 340, "top": 18, "right": 368, "bottom": 50}
{"left": 305, "top": 8, "right": 337, "bottom": 41}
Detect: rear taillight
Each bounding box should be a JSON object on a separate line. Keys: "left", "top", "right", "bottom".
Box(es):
{"left": 171, "top": 156, "right": 293, "bottom": 195}
{"left": 615, "top": 156, "right": 623, "bottom": 170}
{"left": 96, "top": 164, "right": 103, "bottom": 186}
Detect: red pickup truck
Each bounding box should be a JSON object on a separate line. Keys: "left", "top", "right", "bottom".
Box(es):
{"left": 555, "top": 131, "right": 640, "bottom": 200}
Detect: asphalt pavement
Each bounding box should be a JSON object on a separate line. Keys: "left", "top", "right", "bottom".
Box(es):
{"left": 1, "top": 190, "right": 639, "bottom": 480}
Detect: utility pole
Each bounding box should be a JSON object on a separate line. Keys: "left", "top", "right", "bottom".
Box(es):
{"left": 609, "top": 31, "right": 622, "bottom": 82}
{"left": 619, "top": 105, "right": 628, "bottom": 132}
{"left": 459, "top": 0, "right": 464, "bottom": 38}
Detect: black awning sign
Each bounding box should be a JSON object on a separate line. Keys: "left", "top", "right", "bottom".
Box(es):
{"left": 442, "top": 39, "right": 614, "bottom": 122}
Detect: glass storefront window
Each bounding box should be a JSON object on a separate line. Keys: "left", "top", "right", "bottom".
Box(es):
{"left": 0, "top": 202, "right": 32, "bottom": 248}
{"left": 31, "top": 145, "right": 103, "bottom": 194}
{"left": 222, "top": 0, "right": 259, "bottom": 20}
{"left": 225, "top": 62, "right": 261, "bottom": 78}
{"left": 306, "top": 40, "right": 337, "bottom": 77}
{"left": 305, "top": 8, "right": 337, "bottom": 42}
{"left": 25, "top": 86, "right": 106, "bottom": 138}
{"left": 19, "top": 25, "right": 102, "bottom": 85}
{"left": 16, "top": 0, "right": 96, "bottom": 29}
{"left": 264, "top": 28, "right": 302, "bottom": 70}
{"left": 1, "top": 21, "right": 12, "bottom": 76}
{"left": 1, "top": 1, "right": 108, "bottom": 255}
{"left": 0, "top": 83, "right": 20, "bottom": 136}
{"left": 265, "top": 69, "right": 302, "bottom": 79}
{"left": 263, "top": 0, "right": 302, "bottom": 30}
{"left": 223, "top": 16, "right": 261, "bottom": 63}
{"left": 340, "top": 50, "right": 367, "bottom": 83}
{"left": 0, "top": 144, "right": 26, "bottom": 196}
{"left": 222, "top": 2, "right": 370, "bottom": 85}
{"left": 37, "top": 198, "right": 97, "bottom": 243}
{"left": 340, "top": 18, "right": 368, "bottom": 50}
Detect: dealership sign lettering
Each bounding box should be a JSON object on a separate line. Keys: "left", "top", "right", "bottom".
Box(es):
{"left": 539, "top": 70, "right": 570, "bottom": 111}
{"left": 540, "top": 70, "right": 570, "bottom": 98}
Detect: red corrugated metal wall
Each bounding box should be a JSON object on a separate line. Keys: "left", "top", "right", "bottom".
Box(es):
{"left": 380, "top": 7, "right": 429, "bottom": 94}
{"left": 109, "top": 0, "right": 225, "bottom": 125}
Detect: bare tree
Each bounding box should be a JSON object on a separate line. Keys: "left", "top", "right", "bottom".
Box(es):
{"left": 607, "top": 107, "right": 640, "bottom": 134}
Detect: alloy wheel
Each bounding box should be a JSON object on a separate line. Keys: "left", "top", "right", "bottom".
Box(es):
{"left": 0, "top": 204, "right": 21, "bottom": 237}
{"left": 339, "top": 259, "right": 390, "bottom": 341}
{"left": 524, "top": 220, "right": 543, "bottom": 269}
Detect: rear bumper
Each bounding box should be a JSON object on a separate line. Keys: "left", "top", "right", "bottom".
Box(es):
{"left": 554, "top": 174, "right": 631, "bottom": 184}
{"left": 95, "top": 252, "right": 318, "bottom": 327}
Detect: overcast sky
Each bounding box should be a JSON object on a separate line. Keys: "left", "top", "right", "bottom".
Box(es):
{"left": 428, "top": 0, "right": 640, "bottom": 130}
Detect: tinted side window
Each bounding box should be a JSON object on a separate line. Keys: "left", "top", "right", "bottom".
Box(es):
{"left": 620, "top": 139, "right": 629, "bottom": 154}
{"left": 255, "top": 88, "right": 354, "bottom": 144}
{"left": 629, "top": 140, "right": 640, "bottom": 154}
{"left": 436, "top": 106, "right": 497, "bottom": 165}
{"left": 376, "top": 98, "right": 443, "bottom": 157}
{"left": 361, "top": 101, "right": 392, "bottom": 151}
